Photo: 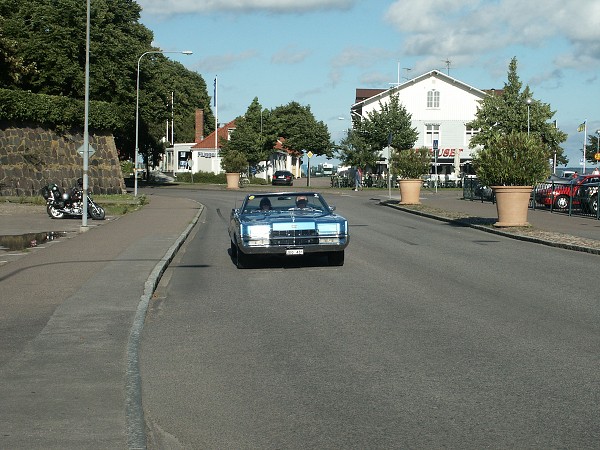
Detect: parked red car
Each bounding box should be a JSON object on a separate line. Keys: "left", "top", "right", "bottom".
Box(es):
{"left": 535, "top": 174, "right": 600, "bottom": 210}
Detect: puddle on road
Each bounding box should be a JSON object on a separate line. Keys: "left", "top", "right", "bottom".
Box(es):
{"left": 0, "top": 232, "right": 68, "bottom": 252}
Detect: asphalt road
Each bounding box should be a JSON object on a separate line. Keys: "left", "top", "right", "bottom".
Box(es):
{"left": 140, "top": 188, "right": 600, "bottom": 449}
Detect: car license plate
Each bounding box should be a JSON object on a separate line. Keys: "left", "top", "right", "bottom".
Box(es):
{"left": 286, "top": 249, "right": 303, "bottom": 255}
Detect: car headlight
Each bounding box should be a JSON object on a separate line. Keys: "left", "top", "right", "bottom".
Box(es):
{"left": 246, "top": 225, "right": 270, "bottom": 238}
{"left": 317, "top": 223, "right": 340, "bottom": 235}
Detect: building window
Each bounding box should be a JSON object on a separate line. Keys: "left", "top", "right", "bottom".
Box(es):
{"left": 425, "top": 124, "right": 440, "bottom": 147}
{"left": 427, "top": 90, "right": 440, "bottom": 108}
{"left": 465, "top": 125, "right": 478, "bottom": 145}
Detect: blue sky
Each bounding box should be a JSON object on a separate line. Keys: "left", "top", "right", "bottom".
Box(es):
{"left": 138, "top": 0, "right": 600, "bottom": 168}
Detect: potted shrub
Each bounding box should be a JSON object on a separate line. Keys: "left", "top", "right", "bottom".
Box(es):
{"left": 473, "top": 132, "right": 550, "bottom": 226}
{"left": 391, "top": 146, "right": 431, "bottom": 204}
{"left": 220, "top": 149, "right": 248, "bottom": 189}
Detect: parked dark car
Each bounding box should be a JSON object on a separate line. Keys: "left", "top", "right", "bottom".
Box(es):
{"left": 535, "top": 174, "right": 600, "bottom": 210}
{"left": 272, "top": 170, "right": 294, "bottom": 186}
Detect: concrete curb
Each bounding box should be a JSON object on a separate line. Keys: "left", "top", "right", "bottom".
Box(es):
{"left": 125, "top": 202, "right": 204, "bottom": 449}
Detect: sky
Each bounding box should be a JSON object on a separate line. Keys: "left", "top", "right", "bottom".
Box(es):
{"left": 137, "top": 0, "right": 600, "bottom": 169}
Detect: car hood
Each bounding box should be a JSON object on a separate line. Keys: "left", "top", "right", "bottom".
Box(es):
{"left": 239, "top": 211, "right": 345, "bottom": 224}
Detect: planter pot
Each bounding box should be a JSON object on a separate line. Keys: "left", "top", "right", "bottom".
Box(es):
{"left": 491, "top": 185, "right": 532, "bottom": 227}
{"left": 226, "top": 172, "right": 240, "bottom": 189}
{"left": 399, "top": 179, "right": 423, "bottom": 204}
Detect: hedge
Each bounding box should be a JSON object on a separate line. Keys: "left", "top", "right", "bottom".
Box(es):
{"left": 0, "top": 88, "right": 124, "bottom": 132}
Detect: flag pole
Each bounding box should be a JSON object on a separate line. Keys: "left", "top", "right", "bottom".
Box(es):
{"left": 583, "top": 120, "right": 587, "bottom": 174}
{"left": 214, "top": 76, "right": 218, "bottom": 152}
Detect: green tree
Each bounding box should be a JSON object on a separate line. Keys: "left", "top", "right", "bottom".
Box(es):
{"left": 0, "top": 0, "right": 214, "bottom": 166}
{"left": 468, "top": 57, "right": 567, "bottom": 166}
{"left": 360, "top": 93, "right": 419, "bottom": 152}
{"left": 343, "top": 93, "right": 418, "bottom": 173}
{"left": 221, "top": 98, "right": 276, "bottom": 173}
{"left": 584, "top": 133, "right": 600, "bottom": 165}
{"left": 336, "top": 128, "right": 378, "bottom": 169}
{"left": 270, "top": 101, "right": 333, "bottom": 157}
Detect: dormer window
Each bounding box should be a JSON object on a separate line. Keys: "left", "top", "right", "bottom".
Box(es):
{"left": 427, "top": 90, "right": 440, "bottom": 108}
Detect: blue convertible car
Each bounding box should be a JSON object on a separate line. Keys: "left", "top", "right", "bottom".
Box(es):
{"left": 229, "top": 192, "right": 349, "bottom": 268}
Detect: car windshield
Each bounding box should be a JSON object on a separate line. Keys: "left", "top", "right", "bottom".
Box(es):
{"left": 242, "top": 193, "right": 330, "bottom": 213}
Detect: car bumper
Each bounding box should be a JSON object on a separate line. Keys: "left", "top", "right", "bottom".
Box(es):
{"left": 236, "top": 239, "right": 349, "bottom": 255}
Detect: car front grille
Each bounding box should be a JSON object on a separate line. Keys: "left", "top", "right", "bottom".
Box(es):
{"left": 271, "top": 229, "right": 318, "bottom": 245}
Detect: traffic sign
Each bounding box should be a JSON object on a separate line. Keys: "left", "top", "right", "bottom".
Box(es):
{"left": 77, "top": 144, "right": 95, "bottom": 157}
{"left": 307, "top": 151, "right": 313, "bottom": 158}
{"left": 595, "top": 152, "right": 600, "bottom": 161}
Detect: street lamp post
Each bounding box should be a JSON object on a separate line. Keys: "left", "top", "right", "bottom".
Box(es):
{"left": 134, "top": 50, "right": 192, "bottom": 196}
{"left": 526, "top": 97, "right": 532, "bottom": 135}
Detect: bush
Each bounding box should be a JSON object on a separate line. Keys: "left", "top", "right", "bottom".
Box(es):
{"left": 473, "top": 132, "right": 550, "bottom": 186}
{"left": 121, "top": 160, "right": 134, "bottom": 177}
{"left": 176, "top": 171, "right": 227, "bottom": 184}
{"left": 220, "top": 149, "right": 248, "bottom": 173}
{"left": 391, "top": 146, "right": 431, "bottom": 179}
{"left": 0, "top": 88, "right": 123, "bottom": 131}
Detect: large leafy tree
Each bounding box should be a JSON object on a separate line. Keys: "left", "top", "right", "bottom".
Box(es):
{"left": 468, "top": 57, "right": 567, "bottom": 165}
{"left": 336, "top": 128, "right": 378, "bottom": 169}
{"left": 360, "top": 93, "right": 419, "bottom": 152}
{"left": 221, "top": 98, "right": 276, "bottom": 173}
{"left": 0, "top": 0, "right": 214, "bottom": 166}
{"left": 269, "top": 102, "right": 333, "bottom": 157}
{"left": 341, "top": 93, "right": 418, "bottom": 170}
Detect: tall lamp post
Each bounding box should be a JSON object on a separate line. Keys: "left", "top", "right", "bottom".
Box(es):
{"left": 134, "top": 50, "right": 192, "bottom": 196}
{"left": 526, "top": 97, "right": 532, "bottom": 135}
{"left": 81, "top": 0, "right": 91, "bottom": 229}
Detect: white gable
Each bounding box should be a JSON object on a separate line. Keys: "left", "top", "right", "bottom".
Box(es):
{"left": 351, "top": 70, "right": 488, "bottom": 170}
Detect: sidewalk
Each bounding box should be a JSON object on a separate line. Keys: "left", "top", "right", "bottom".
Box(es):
{"left": 0, "top": 193, "right": 202, "bottom": 449}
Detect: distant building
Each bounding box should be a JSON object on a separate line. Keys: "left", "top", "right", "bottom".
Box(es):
{"left": 160, "top": 109, "right": 301, "bottom": 179}
{"left": 351, "top": 70, "right": 490, "bottom": 180}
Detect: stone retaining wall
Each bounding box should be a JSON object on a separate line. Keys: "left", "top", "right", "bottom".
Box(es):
{"left": 0, "top": 121, "right": 126, "bottom": 196}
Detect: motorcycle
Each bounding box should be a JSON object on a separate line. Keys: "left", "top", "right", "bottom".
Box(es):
{"left": 41, "top": 178, "right": 105, "bottom": 220}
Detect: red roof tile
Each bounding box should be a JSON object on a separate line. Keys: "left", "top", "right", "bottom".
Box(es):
{"left": 191, "top": 120, "right": 236, "bottom": 149}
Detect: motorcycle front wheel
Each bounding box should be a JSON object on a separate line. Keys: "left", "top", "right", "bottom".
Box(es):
{"left": 47, "top": 204, "right": 65, "bottom": 219}
{"left": 89, "top": 201, "right": 105, "bottom": 220}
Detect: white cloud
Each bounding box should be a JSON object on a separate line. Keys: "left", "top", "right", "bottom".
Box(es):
{"left": 195, "top": 50, "right": 258, "bottom": 72}
{"left": 329, "top": 46, "right": 397, "bottom": 86}
{"left": 138, "top": 0, "right": 356, "bottom": 16}
{"left": 384, "top": 0, "right": 600, "bottom": 66}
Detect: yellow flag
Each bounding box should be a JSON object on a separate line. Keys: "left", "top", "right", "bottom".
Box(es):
{"left": 577, "top": 122, "right": 585, "bottom": 132}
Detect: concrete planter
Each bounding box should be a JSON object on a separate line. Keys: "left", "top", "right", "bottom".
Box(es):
{"left": 399, "top": 179, "right": 423, "bottom": 204}
{"left": 491, "top": 185, "right": 532, "bottom": 227}
{"left": 226, "top": 172, "right": 240, "bottom": 189}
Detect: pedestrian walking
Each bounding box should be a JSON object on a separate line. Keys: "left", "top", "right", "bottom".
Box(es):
{"left": 354, "top": 167, "right": 362, "bottom": 191}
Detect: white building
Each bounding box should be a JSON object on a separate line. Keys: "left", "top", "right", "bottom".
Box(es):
{"left": 351, "top": 70, "right": 489, "bottom": 181}
{"left": 160, "top": 109, "right": 302, "bottom": 180}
